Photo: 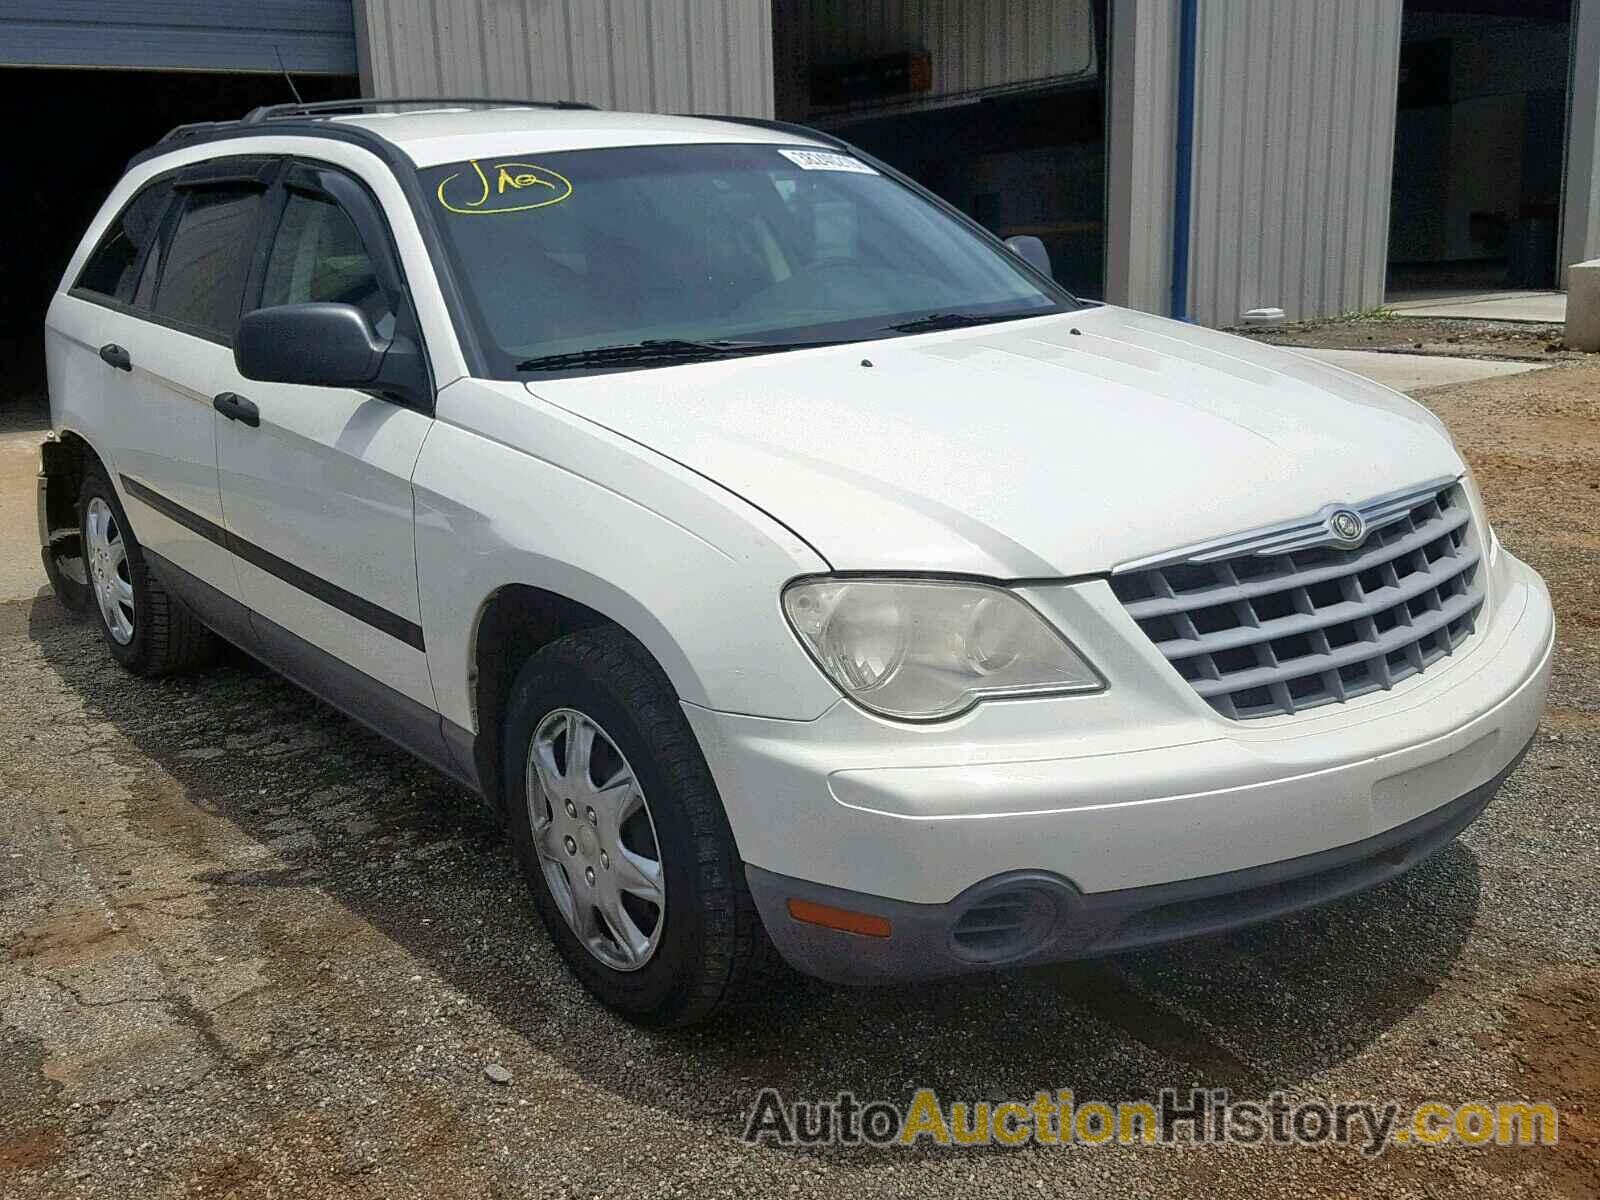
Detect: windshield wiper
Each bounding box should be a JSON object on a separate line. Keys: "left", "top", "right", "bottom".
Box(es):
{"left": 516, "top": 339, "right": 750, "bottom": 372}
{"left": 883, "top": 311, "right": 1037, "bottom": 334}
{"left": 515, "top": 337, "right": 848, "bottom": 373}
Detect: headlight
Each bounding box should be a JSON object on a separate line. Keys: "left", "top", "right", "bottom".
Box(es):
{"left": 781, "top": 578, "right": 1102, "bottom": 720}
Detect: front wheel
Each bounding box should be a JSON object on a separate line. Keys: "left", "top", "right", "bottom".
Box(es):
{"left": 503, "top": 627, "right": 782, "bottom": 1025}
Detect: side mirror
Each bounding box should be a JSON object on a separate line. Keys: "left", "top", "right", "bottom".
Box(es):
{"left": 1004, "top": 234, "right": 1052, "bottom": 280}
{"left": 235, "top": 303, "right": 428, "bottom": 408}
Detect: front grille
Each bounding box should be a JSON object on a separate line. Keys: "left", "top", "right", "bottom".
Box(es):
{"left": 1112, "top": 483, "right": 1485, "bottom": 720}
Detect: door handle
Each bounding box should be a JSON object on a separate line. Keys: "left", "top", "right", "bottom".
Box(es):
{"left": 213, "top": 392, "right": 260, "bottom": 428}
{"left": 98, "top": 343, "right": 132, "bottom": 371}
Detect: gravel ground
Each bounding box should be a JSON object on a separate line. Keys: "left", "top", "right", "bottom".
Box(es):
{"left": 2, "top": 362, "right": 1599, "bottom": 1198}
{"left": 1237, "top": 313, "right": 1574, "bottom": 363}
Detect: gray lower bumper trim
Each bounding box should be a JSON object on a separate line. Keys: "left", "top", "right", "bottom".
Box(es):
{"left": 746, "top": 738, "right": 1530, "bottom": 986}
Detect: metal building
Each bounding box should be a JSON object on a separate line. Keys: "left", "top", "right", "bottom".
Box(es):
{"left": 0, "top": 0, "right": 1589, "bottom": 360}
{"left": 350, "top": 0, "right": 1589, "bottom": 327}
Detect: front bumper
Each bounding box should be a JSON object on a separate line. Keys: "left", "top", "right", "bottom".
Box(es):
{"left": 746, "top": 740, "right": 1527, "bottom": 984}
{"left": 685, "top": 547, "right": 1553, "bottom": 983}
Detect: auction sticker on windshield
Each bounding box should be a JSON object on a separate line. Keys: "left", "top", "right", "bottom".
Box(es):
{"left": 778, "top": 148, "right": 878, "bottom": 174}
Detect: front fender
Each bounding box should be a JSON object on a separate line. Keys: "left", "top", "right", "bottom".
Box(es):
{"left": 415, "top": 380, "right": 839, "bottom": 732}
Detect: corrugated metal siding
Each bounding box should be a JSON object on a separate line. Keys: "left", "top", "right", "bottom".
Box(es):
{"left": 0, "top": 1, "right": 356, "bottom": 74}
{"left": 1563, "top": 0, "right": 1600, "bottom": 278}
{"left": 1187, "top": 0, "right": 1402, "bottom": 325}
{"left": 804, "top": 0, "right": 1098, "bottom": 119}
{"left": 357, "top": 0, "right": 772, "bottom": 116}
{"left": 1104, "top": 0, "right": 1177, "bottom": 312}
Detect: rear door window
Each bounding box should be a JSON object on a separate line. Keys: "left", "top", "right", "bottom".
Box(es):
{"left": 152, "top": 185, "right": 267, "bottom": 341}
{"left": 74, "top": 178, "right": 174, "bottom": 305}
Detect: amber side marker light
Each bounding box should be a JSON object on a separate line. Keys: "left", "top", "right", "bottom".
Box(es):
{"left": 787, "top": 898, "right": 892, "bottom": 939}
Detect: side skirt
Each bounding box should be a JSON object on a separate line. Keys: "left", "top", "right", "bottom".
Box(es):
{"left": 144, "top": 549, "right": 482, "bottom": 797}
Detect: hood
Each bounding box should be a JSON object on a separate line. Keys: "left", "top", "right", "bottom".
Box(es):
{"left": 526, "top": 306, "right": 1465, "bottom": 578}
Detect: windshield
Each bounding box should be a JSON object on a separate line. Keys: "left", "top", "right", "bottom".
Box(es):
{"left": 419, "top": 143, "right": 1076, "bottom": 376}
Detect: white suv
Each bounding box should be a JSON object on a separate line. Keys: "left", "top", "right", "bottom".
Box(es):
{"left": 40, "top": 99, "right": 1553, "bottom": 1025}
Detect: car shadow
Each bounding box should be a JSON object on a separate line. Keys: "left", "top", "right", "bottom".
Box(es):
{"left": 25, "top": 596, "right": 1480, "bottom": 1159}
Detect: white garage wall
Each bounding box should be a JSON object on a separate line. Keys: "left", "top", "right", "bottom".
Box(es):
{"left": 1187, "top": 0, "right": 1403, "bottom": 326}
{"left": 1104, "top": 0, "right": 1178, "bottom": 314}
{"left": 355, "top": 0, "right": 773, "bottom": 116}
{"left": 1563, "top": 0, "right": 1600, "bottom": 281}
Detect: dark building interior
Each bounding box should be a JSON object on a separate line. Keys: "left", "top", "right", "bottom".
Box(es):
{"left": 1, "top": 68, "right": 354, "bottom": 401}
{"left": 772, "top": 0, "right": 1110, "bottom": 299}
{"left": 1388, "top": 0, "right": 1571, "bottom": 297}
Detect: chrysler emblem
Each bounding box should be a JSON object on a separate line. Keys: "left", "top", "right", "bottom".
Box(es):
{"left": 1329, "top": 508, "right": 1365, "bottom": 546}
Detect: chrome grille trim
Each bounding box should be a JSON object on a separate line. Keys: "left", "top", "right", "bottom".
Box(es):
{"left": 1115, "top": 475, "right": 1459, "bottom": 573}
{"left": 1111, "top": 482, "right": 1485, "bottom": 720}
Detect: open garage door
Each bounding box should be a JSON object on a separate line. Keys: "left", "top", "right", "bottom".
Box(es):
{"left": 772, "top": 0, "right": 1107, "bottom": 298}
{"left": 0, "top": 5, "right": 357, "bottom": 405}
{"left": 1387, "top": 0, "right": 1571, "bottom": 300}
{"left": 0, "top": 1, "right": 356, "bottom": 75}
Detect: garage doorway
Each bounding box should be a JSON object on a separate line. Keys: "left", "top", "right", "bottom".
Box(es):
{"left": 772, "top": 0, "right": 1108, "bottom": 299}
{"left": 1386, "top": 0, "right": 1571, "bottom": 308}
{"left": 1, "top": 68, "right": 356, "bottom": 407}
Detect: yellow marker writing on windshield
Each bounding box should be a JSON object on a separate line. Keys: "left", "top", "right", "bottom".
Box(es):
{"left": 436, "top": 159, "right": 573, "bottom": 215}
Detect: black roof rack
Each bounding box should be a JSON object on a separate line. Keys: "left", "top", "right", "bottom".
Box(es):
{"left": 151, "top": 118, "right": 249, "bottom": 148}
{"left": 241, "top": 96, "right": 597, "bottom": 123}
{"left": 147, "top": 96, "right": 596, "bottom": 152}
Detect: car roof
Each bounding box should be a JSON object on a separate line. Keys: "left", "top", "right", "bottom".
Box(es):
{"left": 306, "top": 107, "right": 832, "bottom": 167}
{"left": 127, "top": 102, "right": 848, "bottom": 177}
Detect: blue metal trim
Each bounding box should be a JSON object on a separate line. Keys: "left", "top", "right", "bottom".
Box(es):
{"left": 0, "top": 1, "right": 356, "bottom": 75}
{"left": 1170, "top": 0, "right": 1199, "bottom": 321}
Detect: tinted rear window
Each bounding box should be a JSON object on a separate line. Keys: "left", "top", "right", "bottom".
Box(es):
{"left": 152, "top": 186, "right": 265, "bottom": 339}
{"left": 75, "top": 179, "right": 174, "bottom": 305}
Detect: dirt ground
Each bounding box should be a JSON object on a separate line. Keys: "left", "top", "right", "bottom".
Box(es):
{"left": 3, "top": 361, "right": 1599, "bottom": 1198}
{"left": 1239, "top": 313, "right": 1574, "bottom": 363}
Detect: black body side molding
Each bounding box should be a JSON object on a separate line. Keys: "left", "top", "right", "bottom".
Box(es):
{"left": 121, "top": 475, "right": 425, "bottom": 651}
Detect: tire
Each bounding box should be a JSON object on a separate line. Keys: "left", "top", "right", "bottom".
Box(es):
{"left": 79, "top": 467, "right": 217, "bottom": 676}
{"left": 41, "top": 538, "right": 94, "bottom": 616}
{"left": 502, "top": 626, "right": 782, "bottom": 1026}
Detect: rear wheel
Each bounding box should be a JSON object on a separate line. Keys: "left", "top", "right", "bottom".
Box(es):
{"left": 503, "top": 626, "right": 782, "bottom": 1025}
{"left": 78, "top": 468, "right": 217, "bottom": 675}
{"left": 83, "top": 492, "right": 135, "bottom": 647}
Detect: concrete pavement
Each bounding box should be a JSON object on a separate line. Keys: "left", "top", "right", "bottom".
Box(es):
{"left": 1386, "top": 291, "right": 1567, "bottom": 323}
{"left": 1287, "top": 347, "right": 1553, "bottom": 394}
{"left": 0, "top": 406, "right": 49, "bottom": 605}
